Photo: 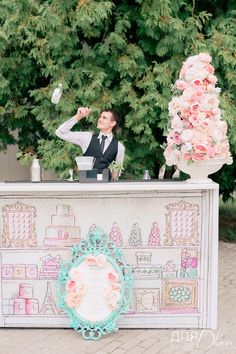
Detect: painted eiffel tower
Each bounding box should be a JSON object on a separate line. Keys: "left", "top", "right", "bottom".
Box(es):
{"left": 40, "top": 282, "right": 58, "bottom": 315}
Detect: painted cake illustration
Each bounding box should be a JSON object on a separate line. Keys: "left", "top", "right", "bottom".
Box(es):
{"left": 44, "top": 204, "right": 81, "bottom": 246}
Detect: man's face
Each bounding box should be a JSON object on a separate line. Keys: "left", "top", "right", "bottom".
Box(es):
{"left": 97, "top": 111, "right": 116, "bottom": 133}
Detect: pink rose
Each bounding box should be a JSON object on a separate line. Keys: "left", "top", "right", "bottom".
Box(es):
{"left": 207, "top": 74, "right": 217, "bottom": 83}
{"left": 173, "top": 132, "right": 182, "bottom": 145}
{"left": 205, "top": 63, "right": 214, "bottom": 74}
{"left": 195, "top": 145, "right": 207, "bottom": 153}
{"left": 192, "top": 153, "right": 206, "bottom": 161}
{"left": 211, "top": 107, "right": 219, "bottom": 115}
{"left": 193, "top": 79, "right": 202, "bottom": 86}
{"left": 66, "top": 279, "right": 77, "bottom": 292}
{"left": 182, "top": 109, "right": 191, "bottom": 119}
{"left": 191, "top": 103, "right": 200, "bottom": 111}
{"left": 183, "top": 153, "right": 191, "bottom": 160}
{"left": 182, "top": 119, "right": 193, "bottom": 128}
{"left": 206, "top": 111, "right": 213, "bottom": 119}
{"left": 107, "top": 271, "right": 119, "bottom": 282}
{"left": 207, "top": 146, "right": 216, "bottom": 157}
{"left": 85, "top": 254, "right": 97, "bottom": 266}
{"left": 175, "top": 80, "right": 188, "bottom": 91}
{"left": 195, "top": 87, "right": 204, "bottom": 99}
{"left": 189, "top": 114, "right": 199, "bottom": 125}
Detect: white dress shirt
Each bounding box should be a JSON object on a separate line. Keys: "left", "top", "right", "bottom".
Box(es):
{"left": 55, "top": 116, "right": 125, "bottom": 164}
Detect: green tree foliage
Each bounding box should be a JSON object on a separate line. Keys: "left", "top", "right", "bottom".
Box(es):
{"left": 0, "top": 0, "right": 235, "bottom": 197}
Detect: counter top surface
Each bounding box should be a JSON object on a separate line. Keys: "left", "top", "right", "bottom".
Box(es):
{"left": 0, "top": 180, "right": 219, "bottom": 193}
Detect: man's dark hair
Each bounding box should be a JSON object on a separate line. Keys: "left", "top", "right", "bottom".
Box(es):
{"left": 101, "top": 109, "right": 120, "bottom": 127}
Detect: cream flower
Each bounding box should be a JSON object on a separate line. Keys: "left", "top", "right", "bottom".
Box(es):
{"left": 69, "top": 267, "right": 81, "bottom": 281}
{"left": 96, "top": 254, "right": 107, "bottom": 267}
{"left": 181, "top": 129, "right": 194, "bottom": 142}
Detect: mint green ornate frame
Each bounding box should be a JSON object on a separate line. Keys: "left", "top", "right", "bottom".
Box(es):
{"left": 58, "top": 227, "right": 133, "bottom": 340}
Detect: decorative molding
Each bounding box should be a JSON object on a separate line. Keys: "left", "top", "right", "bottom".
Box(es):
{"left": 1, "top": 201, "right": 37, "bottom": 248}
{"left": 164, "top": 200, "right": 200, "bottom": 246}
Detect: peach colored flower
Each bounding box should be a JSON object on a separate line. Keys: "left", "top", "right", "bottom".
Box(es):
{"left": 85, "top": 254, "right": 97, "bottom": 266}
{"left": 206, "top": 84, "right": 215, "bottom": 92}
{"left": 107, "top": 301, "right": 117, "bottom": 310}
{"left": 65, "top": 292, "right": 80, "bottom": 308}
{"left": 96, "top": 254, "right": 107, "bottom": 267}
{"left": 111, "top": 282, "right": 121, "bottom": 291}
{"left": 66, "top": 279, "right": 77, "bottom": 292}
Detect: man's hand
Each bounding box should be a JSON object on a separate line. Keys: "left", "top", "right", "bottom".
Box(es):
{"left": 76, "top": 107, "right": 91, "bottom": 121}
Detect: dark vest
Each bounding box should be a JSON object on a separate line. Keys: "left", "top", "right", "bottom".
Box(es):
{"left": 83, "top": 134, "right": 118, "bottom": 172}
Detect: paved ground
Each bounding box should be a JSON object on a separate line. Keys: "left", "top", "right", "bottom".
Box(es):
{"left": 0, "top": 242, "right": 235, "bottom": 354}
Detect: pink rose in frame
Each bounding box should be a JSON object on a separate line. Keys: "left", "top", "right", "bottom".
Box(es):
{"left": 111, "top": 282, "right": 121, "bottom": 291}
{"left": 85, "top": 254, "right": 97, "bottom": 266}
{"left": 65, "top": 292, "right": 81, "bottom": 308}
{"left": 107, "top": 271, "right": 119, "bottom": 283}
{"left": 66, "top": 279, "right": 77, "bottom": 292}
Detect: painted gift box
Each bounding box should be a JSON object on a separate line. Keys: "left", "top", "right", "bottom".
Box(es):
{"left": 19, "top": 283, "right": 33, "bottom": 299}
{"left": 14, "top": 264, "right": 26, "bottom": 279}
{"left": 26, "top": 264, "right": 38, "bottom": 279}
{"left": 25, "top": 298, "right": 39, "bottom": 315}
{"left": 162, "top": 260, "right": 178, "bottom": 279}
{"left": 1, "top": 264, "right": 14, "bottom": 279}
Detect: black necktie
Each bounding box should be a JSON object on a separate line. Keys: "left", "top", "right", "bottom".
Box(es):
{"left": 100, "top": 135, "right": 107, "bottom": 154}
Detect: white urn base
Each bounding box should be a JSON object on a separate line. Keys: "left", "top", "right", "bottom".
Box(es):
{"left": 177, "top": 158, "right": 227, "bottom": 184}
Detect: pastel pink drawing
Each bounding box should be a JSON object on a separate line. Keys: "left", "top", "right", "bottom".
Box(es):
{"left": 25, "top": 298, "right": 39, "bottom": 315}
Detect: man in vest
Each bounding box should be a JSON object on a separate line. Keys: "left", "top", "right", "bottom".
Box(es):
{"left": 55, "top": 107, "right": 125, "bottom": 173}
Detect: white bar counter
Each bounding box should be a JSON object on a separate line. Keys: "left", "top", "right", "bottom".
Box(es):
{"left": 0, "top": 181, "right": 218, "bottom": 328}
